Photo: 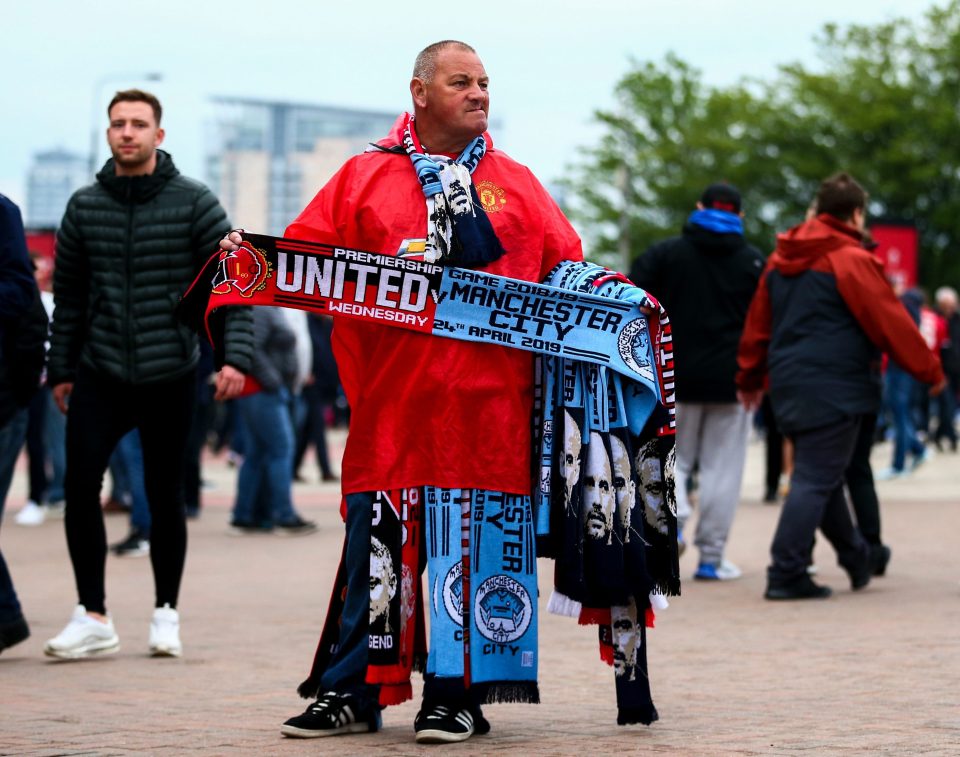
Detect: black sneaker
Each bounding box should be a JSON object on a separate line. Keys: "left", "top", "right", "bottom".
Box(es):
{"left": 414, "top": 704, "right": 476, "bottom": 743}
{"left": 280, "top": 692, "right": 379, "bottom": 738}
{"left": 228, "top": 520, "right": 273, "bottom": 535}
{"left": 0, "top": 615, "right": 30, "bottom": 654}
{"left": 110, "top": 530, "right": 150, "bottom": 557}
{"left": 277, "top": 516, "right": 318, "bottom": 536}
{"left": 765, "top": 574, "right": 832, "bottom": 600}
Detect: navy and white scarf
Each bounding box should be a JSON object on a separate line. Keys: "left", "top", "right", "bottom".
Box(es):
{"left": 402, "top": 115, "right": 505, "bottom": 268}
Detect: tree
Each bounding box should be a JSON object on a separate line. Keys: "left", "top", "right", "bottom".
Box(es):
{"left": 568, "top": 0, "right": 960, "bottom": 288}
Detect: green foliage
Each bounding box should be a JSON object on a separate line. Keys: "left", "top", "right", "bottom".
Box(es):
{"left": 567, "top": 0, "right": 960, "bottom": 288}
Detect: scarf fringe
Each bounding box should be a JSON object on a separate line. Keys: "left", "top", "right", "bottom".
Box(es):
{"left": 296, "top": 675, "right": 321, "bottom": 700}
{"left": 617, "top": 704, "right": 660, "bottom": 727}
{"left": 481, "top": 682, "right": 541, "bottom": 705}
{"left": 546, "top": 590, "right": 582, "bottom": 617}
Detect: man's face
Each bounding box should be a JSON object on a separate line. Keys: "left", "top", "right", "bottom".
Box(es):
{"left": 610, "top": 435, "right": 636, "bottom": 538}
{"left": 583, "top": 433, "right": 614, "bottom": 542}
{"left": 611, "top": 609, "right": 637, "bottom": 679}
{"left": 107, "top": 101, "right": 164, "bottom": 174}
{"left": 412, "top": 47, "right": 489, "bottom": 149}
{"left": 638, "top": 439, "right": 670, "bottom": 535}
{"left": 561, "top": 411, "right": 582, "bottom": 507}
{"left": 369, "top": 544, "right": 397, "bottom": 624}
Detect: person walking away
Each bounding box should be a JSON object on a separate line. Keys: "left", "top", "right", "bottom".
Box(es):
{"left": 630, "top": 182, "right": 764, "bottom": 581}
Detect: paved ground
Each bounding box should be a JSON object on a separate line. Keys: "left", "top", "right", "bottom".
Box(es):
{"left": 1, "top": 430, "right": 958, "bottom": 756}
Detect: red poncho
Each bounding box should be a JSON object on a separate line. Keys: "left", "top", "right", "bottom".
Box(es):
{"left": 286, "top": 115, "right": 582, "bottom": 495}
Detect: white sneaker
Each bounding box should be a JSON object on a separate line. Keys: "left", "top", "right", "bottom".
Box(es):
{"left": 46, "top": 500, "right": 66, "bottom": 519}
{"left": 149, "top": 604, "right": 182, "bottom": 657}
{"left": 14, "top": 500, "right": 46, "bottom": 526}
{"left": 716, "top": 559, "right": 742, "bottom": 580}
{"left": 44, "top": 605, "right": 120, "bottom": 659}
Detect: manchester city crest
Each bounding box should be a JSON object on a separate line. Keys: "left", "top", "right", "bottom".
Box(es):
{"left": 474, "top": 575, "right": 532, "bottom": 644}
{"left": 441, "top": 561, "right": 464, "bottom": 626}
{"left": 617, "top": 317, "right": 654, "bottom": 382}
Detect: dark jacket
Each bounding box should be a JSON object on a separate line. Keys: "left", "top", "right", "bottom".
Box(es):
{"left": 48, "top": 151, "right": 253, "bottom": 386}
{"left": 737, "top": 214, "right": 944, "bottom": 434}
{"left": 0, "top": 194, "right": 37, "bottom": 324}
{"left": 630, "top": 219, "right": 764, "bottom": 402}
{"left": 0, "top": 284, "right": 48, "bottom": 427}
{"left": 249, "top": 308, "right": 299, "bottom": 393}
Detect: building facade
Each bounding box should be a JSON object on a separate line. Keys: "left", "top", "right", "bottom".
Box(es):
{"left": 26, "top": 149, "right": 88, "bottom": 228}
{"left": 207, "top": 98, "right": 397, "bottom": 236}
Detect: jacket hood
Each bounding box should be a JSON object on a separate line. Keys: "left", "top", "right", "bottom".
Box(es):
{"left": 681, "top": 221, "right": 745, "bottom": 256}
{"left": 769, "top": 213, "right": 863, "bottom": 276}
{"left": 374, "top": 112, "right": 495, "bottom": 153}
{"left": 97, "top": 149, "right": 179, "bottom": 204}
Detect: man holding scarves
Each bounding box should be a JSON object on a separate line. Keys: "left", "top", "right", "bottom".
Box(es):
{"left": 220, "top": 40, "right": 582, "bottom": 743}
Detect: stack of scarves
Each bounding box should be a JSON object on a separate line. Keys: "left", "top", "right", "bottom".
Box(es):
{"left": 297, "top": 486, "right": 539, "bottom": 708}
{"left": 532, "top": 261, "right": 680, "bottom": 726}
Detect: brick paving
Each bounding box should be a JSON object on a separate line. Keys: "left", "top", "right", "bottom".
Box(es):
{"left": 1, "top": 431, "right": 958, "bottom": 755}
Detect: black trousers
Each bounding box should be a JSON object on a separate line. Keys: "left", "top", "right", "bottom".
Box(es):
{"left": 769, "top": 416, "right": 869, "bottom": 583}
{"left": 845, "top": 413, "right": 881, "bottom": 546}
{"left": 64, "top": 367, "right": 195, "bottom": 614}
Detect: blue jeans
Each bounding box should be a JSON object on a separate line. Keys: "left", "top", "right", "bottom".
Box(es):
{"left": 116, "top": 430, "right": 150, "bottom": 534}
{"left": 886, "top": 365, "right": 925, "bottom": 471}
{"left": 320, "top": 492, "right": 378, "bottom": 707}
{"left": 44, "top": 390, "right": 66, "bottom": 503}
{"left": 232, "top": 389, "right": 298, "bottom": 525}
{"left": 0, "top": 409, "right": 29, "bottom": 622}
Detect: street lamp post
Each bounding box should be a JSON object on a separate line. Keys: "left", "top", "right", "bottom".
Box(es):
{"left": 88, "top": 72, "right": 163, "bottom": 178}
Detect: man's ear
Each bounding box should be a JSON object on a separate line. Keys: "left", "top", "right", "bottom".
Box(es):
{"left": 410, "top": 78, "right": 427, "bottom": 109}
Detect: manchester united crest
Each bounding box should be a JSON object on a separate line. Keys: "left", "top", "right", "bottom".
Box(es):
{"left": 476, "top": 180, "right": 507, "bottom": 213}
{"left": 211, "top": 241, "right": 272, "bottom": 297}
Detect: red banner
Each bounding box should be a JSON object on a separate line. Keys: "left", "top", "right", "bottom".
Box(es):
{"left": 870, "top": 223, "right": 918, "bottom": 289}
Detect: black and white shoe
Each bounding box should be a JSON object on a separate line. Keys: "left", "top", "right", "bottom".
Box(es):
{"left": 280, "top": 692, "right": 379, "bottom": 738}
{"left": 414, "top": 704, "right": 476, "bottom": 743}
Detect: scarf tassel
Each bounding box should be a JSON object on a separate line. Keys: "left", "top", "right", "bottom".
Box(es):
{"left": 617, "top": 704, "right": 660, "bottom": 727}
{"left": 482, "top": 682, "right": 541, "bottom": 705}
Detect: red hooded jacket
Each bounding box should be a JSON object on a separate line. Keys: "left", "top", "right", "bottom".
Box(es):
{"left": 286, "top": 115, "right": 583, "bottom": 495}
{"left": 737, "top": 214, "right": 943, "bottom": 433}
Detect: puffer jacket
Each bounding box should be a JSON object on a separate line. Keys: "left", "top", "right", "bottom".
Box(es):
{"left": 49, "top": 151, "right": 252, "bottom": 385}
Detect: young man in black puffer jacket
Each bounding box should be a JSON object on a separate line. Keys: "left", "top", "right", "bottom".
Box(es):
{"left": 45, "top": 89, "right": 253, "bottom": 660}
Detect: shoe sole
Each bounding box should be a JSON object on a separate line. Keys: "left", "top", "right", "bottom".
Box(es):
{"left": 280, "top": 722, "right": 371, "bottom": 738}
{"left": 44, "top": 638, "right": 120, "bottom": 659}
{"left": 764, "top": 591, "right": 832, "bottom": 601}
{"left": 415, "top": 728, "right": 474, "bottom": 744}
{"left": 112, "top": 550, "right": 150, "bottom": 557}
{"left": 150, "top": 645, "right": 182, "bottom": 658}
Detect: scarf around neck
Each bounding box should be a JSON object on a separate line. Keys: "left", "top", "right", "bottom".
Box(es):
{"left": 402, "top": 115, "right": 505, "bottom": 268}
{"left": 688, "top": 208, "right": 743, "bottom": 235}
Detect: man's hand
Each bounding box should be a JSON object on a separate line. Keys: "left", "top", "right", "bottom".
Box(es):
{"left": 215, "top": 365, "right": 246, "bottom": 401}
{"left": 737, "top": 389, "right": 764, "bottom": 413}
{"left": 52, "top": 382, "right": 73, "bottom": 414}
{"left": 929, "top": 378, "right": 948, "bottom": 397}
{"left": 219, "top": 229, "right": 244, "bottom": 253}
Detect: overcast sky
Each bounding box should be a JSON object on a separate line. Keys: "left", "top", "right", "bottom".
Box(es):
{"left": 1, "top": 0, "right": 938, "bottom": 210}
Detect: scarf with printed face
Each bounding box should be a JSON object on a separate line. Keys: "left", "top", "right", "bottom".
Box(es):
{"left": 402, "top": 115, "right": 506, "bottom": 268}
{"left": 297, "top": 489, "right": 427, "bottom": 708}
{"left": 532, "top": 260, "right": 679, "bottom": 726}
{"left": 298, "top": 486, "right": 538, "bottom": 708}
{"left": 426, "top": 487, "right": 539, "bottom": 704}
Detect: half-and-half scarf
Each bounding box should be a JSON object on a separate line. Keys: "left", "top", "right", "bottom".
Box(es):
{"left": 533, "top": 260, "right": 679, "bottom": 726}
{"left": 296, "top": 486, "right": 538, "bottom": 708}
{"left": 401, "top": 114, "right": 505, "bottom": 268}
